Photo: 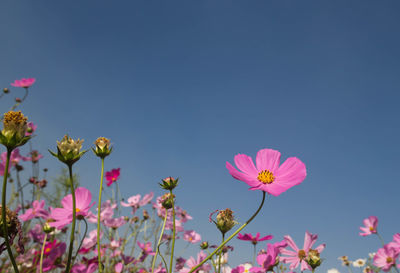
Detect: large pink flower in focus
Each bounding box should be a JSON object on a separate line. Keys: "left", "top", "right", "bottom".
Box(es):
{"left": 280, "top": 231, "right": 325, "bottom": 271}
{"left": 106, "top": 168, "right": 120, "bottom": 187}
{"left": 373, "top": 244, "right": 399, "bottom": 272}
{"left": 238, "top": 232, "right": 273, "bottom": 245}
{"left": 359, "top": 216, "right": 378, "bottom": 236}
{"left": 49, "top": 187, "right": 94, "bottom": 229}
{"left": 11, "top": 78, "right": 36, "bottom": 88}
{"left": 226, "top": 148, "right": 306, "bottom": 196}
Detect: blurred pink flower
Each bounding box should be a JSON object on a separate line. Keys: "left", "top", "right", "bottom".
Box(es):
{"left": 237, "top": 232, "right": 273, "bottom": 245}
{"left": 0, "top": 149, "right": 23, "bottom": 175}
{"left": 33, "top": 240, "right": 66, "bottom": 272}
{"left": 251, "top": 241, "right": 286, "bottom": 273}
{"left": 359, "top": 216, "right": 378, "bottom": 236}
{"left": 179, "top": 251, "right": 212, "bottom": 273}
{"left": 373, "top": 244, "right": 399, "bottom": 272}
{"left": 25, "top": 122, "right": 37, "bottom": 136}
{"left": 19, "top": 200, "right": 49, "bottom": 221}
{"left": 79, "top": 229, "right": 102, "bottom": 254}
{"left": 280, "top": 231, "right": 325, "bottom": 271}
{"left": 22, "top": 150, "right": 43, "bottom": 163}
{"left": 387, "top": 233, "right": 400, "bottom": 251}
{"left": 106, "top": 168, "right": 120, "bottom": 186}
{"left": 137, "top": 241, "right": 155, "bottom": 262}
{"left": 183, "top": 230, "right": 201, "bottom": 244}
{"left": 104, "top": 216, "right": 126, "bottom": 229}
{"left": 87, "top": 200, "right": 116, "bottom": 223}
{"left": 49, "top": 187, "right": 94, "bottom": 229}
{"left": 11, "top": 78, "right": 36, "bottom": 88}
{"left": 115, "top": 263, "right": 123, "bottom": 273}
{"left": 226, "top": 148, "right": 306, "bottom": 196}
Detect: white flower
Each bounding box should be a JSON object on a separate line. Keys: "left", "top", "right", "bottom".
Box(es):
{"left": 353, "top": 259, "right": 366, "bottom": 267}
{"left": 328, "top": 268, "right": 340, "bottom": 273}
{"left": 368, "top": 252, "right": 376, "bottom": 259}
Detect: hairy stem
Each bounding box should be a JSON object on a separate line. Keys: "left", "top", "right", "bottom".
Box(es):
{"left": 97, "top": 158, "right": 105, "bottom": 272}
{"left": 65, "top": 164, "right": 77, "bottom": 273}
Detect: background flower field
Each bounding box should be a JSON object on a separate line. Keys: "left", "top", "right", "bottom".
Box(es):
{"left": 0, "top": 1, "right": 400, "bottom": 272}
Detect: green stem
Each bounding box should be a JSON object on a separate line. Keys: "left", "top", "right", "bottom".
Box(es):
{"left": 169, "top": 191, "right": 176, "bottom": 273}
{"left": 73, "top": 218, "right": 88, "bottom": 264}
{"left": 1, "top": 149, "right": 20, "bottom": 273}
{"left": 188, "top": 191, "right": 266, "bottom": 273}
{"left": 152, "top": 212, "right": 168, "bottom": 273}
{"left": 65, "top": 164, "right": 77, "bottom": 273}
{"left": 217, "top": 233, "right": 225, "bottom": 273}
{"left": 253, "top": 243, "right": 256, "bottom": 266}
{"left": 15, "top": 170, "right": 24, "bottom": 213}
{"left": 97, "top": 158, "right": 105, "bottom": 273}
{"left": 376, "top": 232, "right": 385, "bottom": 247}
{"left": 39, "top": 233, "right": 48, "bottom": 273}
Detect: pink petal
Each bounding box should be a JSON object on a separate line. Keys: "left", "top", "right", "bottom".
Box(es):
{"left": 284, "top": 235, "right": 299, "bottom": 252}
{"left": 274, "top": 157, "right": 306, "bottom": 186}
{"left": 256, "top": 149, "right": 281, "bottom": 173}
{"left": 234, "top": 154, "right": 259, "bottom": 176}
{"left": 226, "top": 162, "right": 259, "bottom": 187}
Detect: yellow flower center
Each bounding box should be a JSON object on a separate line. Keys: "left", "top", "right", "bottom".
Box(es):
{"left": 369, "top": 227, "right": 375, "bottom": 232}
{"left": 75, "top": 208, "right": 81, "bottom": 213}
{"left": 3, "top": 111, "right": 27, "bottom": 126}
{"left": 257, "top": 170, "right": 275, "bottom": 184}
{"left": 45, "top": 247, "right": 51, "bottom": 254}
{"left": 298, "top": 249, "right": 306, "bottom": 260}
{"left": 386, "top": 257, "right": 393, "bottom": 263}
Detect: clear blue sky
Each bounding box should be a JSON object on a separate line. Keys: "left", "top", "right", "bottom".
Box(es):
{"left": 1, "top": 0, "right": 400, "bottom": 271}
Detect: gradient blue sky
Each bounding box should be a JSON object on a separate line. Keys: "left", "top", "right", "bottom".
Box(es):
{"left": 1, "top": 0, "right": 400, "bottom": 271}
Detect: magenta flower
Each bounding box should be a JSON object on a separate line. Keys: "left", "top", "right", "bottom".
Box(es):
{"left": 0, "top": 149, "right": 23, "bottom": 175}
{"left": 226, "top": 148, "right": 306, "bottom": 196}
{"left": 106, "top": 168, "right": 120, "bottom": 186}
{"left": 280, "top": 231, "right": 325, "bottom": 271}
{"left": 33, "top": 240, "right": 66, "bottom": 272}
{"left": 49, "top": 187, "right": 94, "bottom": 229}
{"left": 183, "top": 230, "right": 202, "bottom": 244}
{"left": 238, "top": 232, "right": 274, "bottom": 245}
{"left": 359, "top": 216, "right": 378, "bottom": 236}
{"left": 104, "top": 216, "right": 127, "bottom": 229}
{"left": 11, "top": 78, "right": 36, "bottom": 88}
{"left": 250, "top": 242, "right": 286, "bottom": 273}
{"left": 19, "top": 200, "right": 49, "bottom": 221}
{"left": 373, "top": 244, "right": 399, "bottom": 272}
{"left": 388, "top": 233, "right": 400, "bottom": 252}
{"left": 137, "top": 241, "right": 155, "bottom": 262}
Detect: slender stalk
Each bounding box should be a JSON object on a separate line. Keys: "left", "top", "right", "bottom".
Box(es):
{"left": 217, "top": 233, "right": 225, "bottom": 273}
{"left": 169, "top": 190, "right": 176, "bottom": 273}
{"left": 1, "top": 149, "right": 20, "bottom": 273}
{"left": 73, "top": 218, "right": 88, "bottom": 264}
{"left": 188, "top": 192, "right": 266, "bottom": 273}
{"left": 97, "top": 158, "right": 105, "bottom": 273}
{"left": 10, "top": 87, "right": 29, "bottom": 111}
{"left": 152, "top": 212, "right": 168, "bottom": 273}
{"left": 15, "top": 170, "right": 24, "bottom": 213}
{"left": 376, "top": 232, "right": 385, "bottom": 247}
{"left": 253, "top": 244, "right": 256, "bottom": 266}
{"left": 39, "top": 233, "right": 48, "bottom": 273}
{"left": 65, "top": 164, "right": 77, "bottom": 273}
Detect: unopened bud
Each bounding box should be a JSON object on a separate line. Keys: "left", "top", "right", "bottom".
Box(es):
{"left": 43, "top": 222, "right": 55, "bottom": 234}
{"left": 160, "top": 193, "right": 175, "bottom": 209}
{"left": 132, "top": 216, "right": 139, "bottom": 223}
{"left": 215, "top": 208, "right": 235, "bottom": 234}
{"left": 143, "top": 209, "right": 149, "bottom": 220}
{"left": 3, "top": 88, "right": 9, "bottom": 94}
{"left": 159, "top": 177, "right": 179, "bottom": 191}
{"left": 15, "top": 98, "right": 21, "bottom": 103}
{"left": 307, "top": 249, "right": 322, "bottom": 269}
{"left": 200, "top": 241, "right": 209, "bottom": 249}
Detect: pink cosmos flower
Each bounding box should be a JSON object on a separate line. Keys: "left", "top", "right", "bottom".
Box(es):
{"left": 22, "top": 150, "right": 43, "bottom": 163}
{"left": 79, "top": 229, "right": 102, "bottom": 253}
{"left": 115, "top": 263, "right": 124, "bottom": 273}
{"left": 0, "top": 149, "right": 23, "bottom": 175}
{"left": 226, "top": 148, "right": 306, "bottom": 196}
{"left": 359, "top": 216, "right": 378, "bottom": 236}
{"left": 183, "top": 230, "right": 202, "bottom": 244}
{"left": 106, "top": 168, "right": 120, "bottom": 186}
{"left": 19, "top": 200, "right": 49, "bottom": 221}
{"left": 250, "top": 241, "right": 287, "bottom": 273}
{"left": 33, "top": 240, "right": 66, "bottom": 272}
{"left": 11, "top": 78, "right": 36, "bottom": 88}
{"left": 87, "top": 200, "right": 116, "bottom": 223}
{"left": 387, "top": 233, "right": 400, "bottom": 252}
{"left": 137, "top": 241, "right": 155, "bottom": 262}
{"left": 179, "top": 251, "right": 212, "bottom": 273}
{"left": 280, "top": 231, "right": 325, "bottom": 271}
{"left": 238, "top": 232, "right": 274, "bottom": 245}
{"left": 104, "top": 216, "right": 126, "bottom": 229}
{"left": 49, "top": 187, "right": 94, "bottom": 229}
{"left": 373, "top": 244, "right": 399, "bottom": 272}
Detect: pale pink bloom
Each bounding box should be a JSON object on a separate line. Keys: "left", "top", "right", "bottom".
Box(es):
{"left": 359, "top": 216, "right": 378, "bottom": 236}
{"left": 28, "top": 223, "right": 45, "bottom": 243}
{"left": 280, "top": 231, "right": 325, "bottom": 271}
{"left": 226, "top": 148, "right": 306, "bottom": 196}
{"left": 22, "top": 150, "right": 43, "bottom": 163}
{"left": 154, "top": 263, "right": 167, "bottom": 273}
{"left": 87, "top": 200, "right": 116, "bottom": 223}
{"left": 11, "top": 78, "right": 36, "bottom": 88}
{"left": 0, "top": 149, "right": 23, "bottom": 175}
{"left": 104, "top": 216, "right": 126, "bottom": 229}
{"left": 232, "top": 263, "right": 252, "bottom": 273}
{"left": 115, "top": 263, "right": 123, "bottom": 273}
{"left": 183, "top": 230, "right": 202, "bottom": 244}
{"left": 166, "top": 218, "right": 184, "bottom": 232}
{"left": 139, "top": 192, "right": 154, "bottom": 206}
{"left": 19, "top": 200, "right": 49, "bottom": 221}
{"left": 179, "top": 251, "right": 212, "bottom": 273}
{"left": 373, "top": 244, "right": 399, "bottom": 271}
{"left": 137, "top": 241, "right": 155, "bottom": 262}
{"left": 25, "top": 122, "right": 37, "bottom": 136}
{"left": 387, "top": 233, "right": 400, "bottom": 252}
{"left": 79, "top": 229, "right": 101, "bottom": 253}
{"left": 49, "top": 187, "right": 94, "bottom": 229}
{"left": 176, "top": 207, "right": 193, "bottom": 223}
{"left": 121, "top": 194, "right": 141, "bottom": 213}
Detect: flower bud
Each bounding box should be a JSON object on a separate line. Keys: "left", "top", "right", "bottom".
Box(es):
{"left": 215, "top": 208, "right": 235, "bottom": 234}
{"left": 143, "top": 209, "right": 149, "bottom": 220}
{"left": 159, "top": 177, "right": 179, "bottom": 191}
{"left": 200, "top": 241, "right": 209, "bottom": 249}
{"left": 49, "top": 135, "right": 86, "bottom": 166}
{"left": 43, "top": 222, "right": 55, "bottom": 234}
{"left": 132, "top": 216, "right": 139, "bottom": 223}
{"left": 160, "top": 193, "right": 175, "bottom": 209}
{"left": 0, "top": 111, "right": 30, "bottom": 150}
{"left": 92, "top": 137, "right": 112, "bottom": 158}
{"left": 3, "top": 88, "right": 9, "bottom": 94}
{"left": 15, "top": 98, "right": 21, "bottom": 103}
{"left": 306, "top": 249, "right": 322, "bottom": 269}
{"left": 38, "top": 179, "right": 47, "bottom": 188}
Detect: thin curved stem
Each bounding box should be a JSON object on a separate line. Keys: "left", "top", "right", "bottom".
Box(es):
{"left": 188, "top": 191, "right": 266, "bottom": 273}
{"left": 65, "top": 164, "right": 77, "bottom": 273}
{"left": 10, "top": 87, "right": 29, "bottom": 111}
{"left": 2, "top": 149, "right": 20, "bottom": 273}
{"left": 376, "top": 232, "right": 385, "bottom": 247}
{"left": 39, "top": 233, "right": 48, "bottom": 273}
{"left": 97, "top": 158, "right": 105, "bottom": 272}
{"left": 169, "top": 190, "right": 176, "bottom": 273}
{"left": 152, "top": 212, "right": 168, "bottom": 273}
{"left": 217, "top": 233, "right": 225, "bottom": 273}
{"left": 73, "top": 218, "right": 88, "bottom": 264}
